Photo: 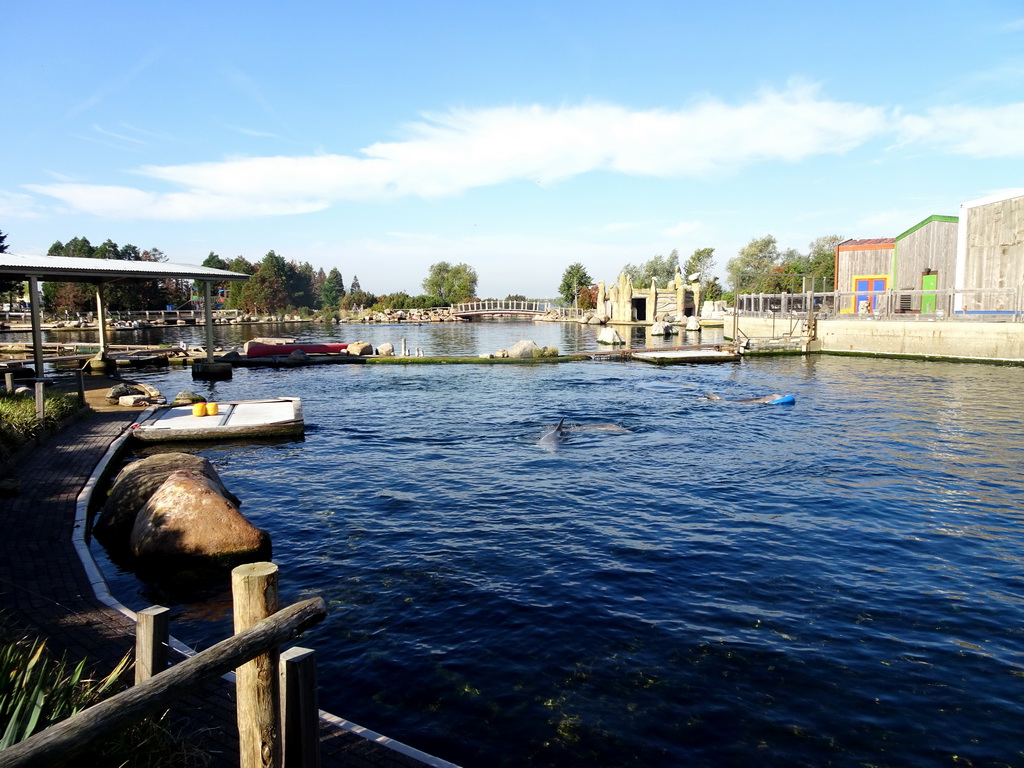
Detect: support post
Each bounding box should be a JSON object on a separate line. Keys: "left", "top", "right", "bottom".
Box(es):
{"left": 28, "top": 277, "right": 44, "bottom": 379}
{"left": 203, "top": 280, "right": 215, "bottom": 363}
{"left": 233, "top": 562, "right": 282, "bottom": 768}
{"left": 75, "top": 368, "right": 86, "bottom": 405}
{"left": 4, "top": 372, "right": 14, "bottom": 392}
{"left": 280, "top": 647, "right": 320, "bottom": 768}
{"left": 135, "top": 606, "right": 170, "bottom": 684}
{"left": 95, "top": 284, "right": 109, "bottom": 358}
{"left": 34, "top": 380, "right": 45, "bottom": 425}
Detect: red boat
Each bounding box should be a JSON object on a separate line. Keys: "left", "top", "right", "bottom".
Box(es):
{"left": 244, "top": 342, "right": 349, "bottom": 358}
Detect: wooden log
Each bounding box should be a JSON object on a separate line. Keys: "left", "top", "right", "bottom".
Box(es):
{"left": 135, "top": 606, "right": 170, "bottom": 684}
{"left": 0, "top": 597, "right": 326, "bottom": 768}
{"left": 233, "top": 562, "right": 282, "bottom": 768}
{"left": 280, "top": 647, "right": 320, "bottom": 768}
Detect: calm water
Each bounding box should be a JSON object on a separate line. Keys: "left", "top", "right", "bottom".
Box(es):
{"left": 31, "top": 321, "right": 1024, "bottom": 767}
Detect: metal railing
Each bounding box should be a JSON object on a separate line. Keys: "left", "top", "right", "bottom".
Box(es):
{"left": 735, "top": 287, "right": 1024, "bottom": 322}
{"left": 451, "top": 300, "right": 552, "bottom": 315}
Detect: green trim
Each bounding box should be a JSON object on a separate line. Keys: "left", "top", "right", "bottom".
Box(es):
{"left": 894, "top": 215, "right": 959, "bottom": 242}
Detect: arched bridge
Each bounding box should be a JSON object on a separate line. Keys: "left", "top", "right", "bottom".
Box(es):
{"left": 451, "top": 300, "right": 556, "bottom": 319}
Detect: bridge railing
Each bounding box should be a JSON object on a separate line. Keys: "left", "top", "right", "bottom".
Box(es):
{"left": 452, "top": 300, "right": 552, "bottom": 314}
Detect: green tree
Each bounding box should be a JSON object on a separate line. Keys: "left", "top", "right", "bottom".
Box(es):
{"left": 422, "top": 262, "right": 478, "bottom": 305}
{"left": 557, "top": 263, "right": 593, "bottom": 306}
{"left": 703, "top": 276, "right": 724, "bottom": 302}
{"left": 726, "top": 235, "right": 780, "bottom": 293}
{"left": 202, "top": 252, "right": 228, "bottom": 271}
{"left": 319, "top": 267, "right": 345, "bottom": 309}
{"left": 286, "top": 260, "right": 316, "bottom": 310}
{"left": 682, "top": 247, "right": 716, "bottom": 290}
{"left": 807, "top": 234, "right": 842, "bottom": 291}
{"left": 44, "top": 237, "right": 95, "bottom": 312}
{"left": 236, "top": 251, "right": 289, "bottom": 314}
{"left": 621, "top": 249, "right": 681, "bottom": 288}
{"left": 0, "top": 229, "right": 24, "bottom": 300}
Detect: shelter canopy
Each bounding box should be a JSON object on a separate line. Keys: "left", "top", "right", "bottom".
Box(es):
{"left": 0, "top": 253, "right": 250, "bottom": 373}
{"left": 0, "top": 253, "right": 249, "bottom": 283}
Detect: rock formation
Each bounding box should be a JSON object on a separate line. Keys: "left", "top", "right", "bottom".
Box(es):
{"left": 94, "top": 453, "right": 240, "bottom": 545}
{"left": 130, "top": 470, "right": 270, "bottom": 560}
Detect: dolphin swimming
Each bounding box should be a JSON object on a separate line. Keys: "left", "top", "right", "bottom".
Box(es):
{"left": 539, "top": 417, "right": 568, "bottom": 448}
{"left": 705, "top": 392, "right": 795, "bottom": 404}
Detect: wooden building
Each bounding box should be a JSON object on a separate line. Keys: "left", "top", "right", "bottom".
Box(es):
{"left": 893, "top": 215, "right": 959, "bottom": 312}
{"left": 835, "top": 238, "right": 895, "bottom": 313}
{"left": 956, "top": 190, "right": 1024, "bottom": 314}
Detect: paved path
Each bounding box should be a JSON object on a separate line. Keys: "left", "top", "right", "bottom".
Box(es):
{"left": 0, "top": 379, "right": 452, "bottom": 767}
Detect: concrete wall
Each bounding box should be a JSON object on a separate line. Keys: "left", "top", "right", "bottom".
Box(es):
{"left": 818, "top": 319, "right": 1024, "bottom": 362}
{"left": 729, "top": 315, "right": 1024, "bottom": 362}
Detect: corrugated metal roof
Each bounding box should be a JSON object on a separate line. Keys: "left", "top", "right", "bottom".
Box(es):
{"left": 0, "top": 253, "right": 250, "bottom": 282}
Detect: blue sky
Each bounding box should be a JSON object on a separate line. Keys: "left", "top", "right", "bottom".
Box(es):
{"left": 3, "top": 1, "right": 1023, "bottom": 298}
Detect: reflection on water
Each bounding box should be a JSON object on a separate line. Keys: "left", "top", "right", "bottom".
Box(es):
{"left": 65, "top": 323, "right": 1024, "bottom": 768}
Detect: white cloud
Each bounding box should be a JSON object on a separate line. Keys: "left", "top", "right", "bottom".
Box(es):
{"left": 25, "top": 82, "right": 1024, "bottom": 221}
{"left": 896, "top": 103, "right": 1024, "bottom": 157}
{"left": 0, "top": 190, "right": 41, "bottom": 219}
{"left": 25, "top": 183, "right": 328, "bottom": 220}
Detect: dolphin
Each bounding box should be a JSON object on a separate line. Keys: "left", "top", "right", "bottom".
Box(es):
{"left": 539, "top": 418, "right": 568, "bottom": 448}
{"left": 705, "top": 392, "right": 791, "bottom": 404}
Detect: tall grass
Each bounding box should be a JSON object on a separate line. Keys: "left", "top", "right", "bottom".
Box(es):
{"left": 0, "top": 638, "right": 128, "bottom": 750}
{"left": 0, "top": 633, "right": 210, "bottom": 765}
{"left": 0, "top": 389, "right": 84, "bottom": 465}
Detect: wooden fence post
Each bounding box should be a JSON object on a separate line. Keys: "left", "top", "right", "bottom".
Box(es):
{"left": 280, "top": 647, "right": 320, "bottom": 768}
{"left": 135, "top": 606, "right": 170, "bottom": 684}
{"left": 34, "top": 381, "right": 45, "bottom": 425}
{"left": 233, "top": 562, "right": 282, "bottom": 768}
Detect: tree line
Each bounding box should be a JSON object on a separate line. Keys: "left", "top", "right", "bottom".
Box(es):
{"left": 559, "top": 233, "right": 840, "bottom": 309}
{"left": 2, "top": 226, "right": 841, "bottom": 316}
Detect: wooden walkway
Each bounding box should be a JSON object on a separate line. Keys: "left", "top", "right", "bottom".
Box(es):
{"left": 0, "top": 380, "right": 454, "bottom": 767}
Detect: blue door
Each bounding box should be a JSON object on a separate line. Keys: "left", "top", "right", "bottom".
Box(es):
{"left": 855, "top": 277, "right": 887, "bottom": 312}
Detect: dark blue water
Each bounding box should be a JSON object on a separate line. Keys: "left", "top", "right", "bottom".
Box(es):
{"left": 66, "top": 322, "right": 1024, "bottom": 768}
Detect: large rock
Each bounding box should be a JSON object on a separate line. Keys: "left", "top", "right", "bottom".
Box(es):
{"left": 94, "top": 453, "right": 240, "bottom": 546}
{"left": 651, "top": 321, "right": 674, "bottom": 336}
{"left": 376, "top": 342, "right": 395, "bottom": 356}
{"left": 597, "top": 327, "right": 625, "bottom": 345}
{"left": 105, "top": 383, "right": 144, "bottom": 404}
{"left": 347, "top": 341, "right": 373, "bottom": 356}
{"left": 130, "top": 471, "right": 269, "bottom": 559}
{"left": 172, "top": 390, "right": 207, "bottom": 405}
{"left": 508, "top": 340, "right": 541, "bottom": 358}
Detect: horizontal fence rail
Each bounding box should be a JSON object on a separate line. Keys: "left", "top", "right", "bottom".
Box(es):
{"left": 451, "top": 300, "right": 553, "bottom": 315}
{"left": 735, "top": 287, "right": 1024, "bottom": 322}
{"left": 0, "top": 597, "right": 327, "bottom": 768}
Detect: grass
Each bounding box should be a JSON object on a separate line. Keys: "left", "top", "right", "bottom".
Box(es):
{"left": 0, "top": 618, "right": 211, "bottom": 766}
{"left": 0, "top": 389, "right": 85, "bottom": 466}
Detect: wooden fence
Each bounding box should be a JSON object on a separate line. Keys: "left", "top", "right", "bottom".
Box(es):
{"left": 0, "top": 563, "right": 325, "bottom": 768}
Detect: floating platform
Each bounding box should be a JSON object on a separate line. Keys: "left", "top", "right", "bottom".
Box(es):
{"left": 631, "top": 349, "right": 739, "bottom": 364}
{"left": 129, "top": 397, "right": 304, "bottom": 442}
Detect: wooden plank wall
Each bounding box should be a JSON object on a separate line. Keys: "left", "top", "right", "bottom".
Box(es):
{"left": 836, "top": 247, "right": 893, "bottom": 311}
{"left": 965, "top": 197, "right": 1024, "bottom": 311}
{"left": 895, "top": 221, "right": 958, "bottom": 309}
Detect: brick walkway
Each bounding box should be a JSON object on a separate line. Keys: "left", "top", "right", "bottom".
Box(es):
{"left": 0, "top": 379, "right": 454, "bottom": 767}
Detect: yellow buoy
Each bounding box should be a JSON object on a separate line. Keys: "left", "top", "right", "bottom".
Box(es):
{"left": 192, "top": 402, "right": 207, "bottom": 417}
{"left": 205, "top": 402, "right": 219, "bottom": 416}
